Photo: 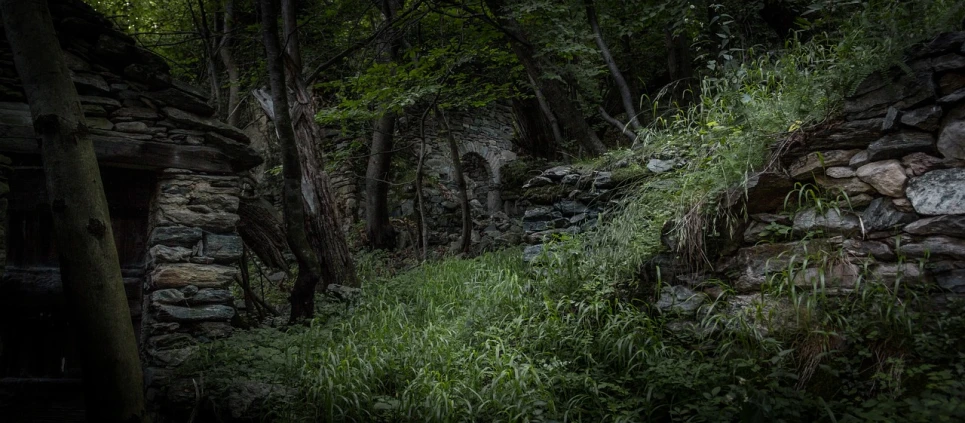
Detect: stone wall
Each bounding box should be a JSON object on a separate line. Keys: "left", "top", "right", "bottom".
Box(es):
{"left": 653, "top": 32, "right": 965, "bottom": 316}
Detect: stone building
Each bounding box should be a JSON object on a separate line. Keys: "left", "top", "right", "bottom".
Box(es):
{"left": 0, "top": 0, "right": 260, "bottom": 420}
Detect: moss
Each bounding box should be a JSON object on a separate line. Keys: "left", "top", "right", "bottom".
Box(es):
{"left": 610, "top": 165, "right": 652, "bottom": 186}
{"left": 521, "top": 184, "right": 568, "bottom": 205}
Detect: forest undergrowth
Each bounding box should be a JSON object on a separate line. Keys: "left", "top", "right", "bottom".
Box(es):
{"left": 190, "top": 2, "right": 965, "bottom": 421}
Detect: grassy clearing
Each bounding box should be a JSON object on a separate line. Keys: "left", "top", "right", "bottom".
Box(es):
{"left": 191, "top": 2, "right": 965, "bottom": 421}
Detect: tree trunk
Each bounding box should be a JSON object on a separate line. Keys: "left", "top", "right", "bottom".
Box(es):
{"left": 0, "top": 1, "right": 146, "bottom": 421}
{"left": 364, "top": 0, "right": 404, "bottom": 250}
{"left": 665, "top": 27, "right": 695, "bottom": 104}
{"left": 528, "top": 74, "right": 565, "bottom": 148}
{"left": 366, "top": 112, "right": 397, "bottom": 249}
{"left": 585, "top": 0, "right": 642, "bottom": 133}
{"left": 259, "top": 0, "right": 325, "bottom": 322}
{"left": 436, "top": 107, "right": 471, "bottom": 253}
{"left": 219, "top": 0, "right": 241, "bottom": 126}
{"left": 484, "top": 0, "right": 605, "bottom": 156}
{"left": 280, "top": 0, "right": 359, "bottom": 290}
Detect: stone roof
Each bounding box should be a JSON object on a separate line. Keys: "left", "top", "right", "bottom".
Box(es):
{"left": 0, "top": 0, "right": 261, "bottom": 174}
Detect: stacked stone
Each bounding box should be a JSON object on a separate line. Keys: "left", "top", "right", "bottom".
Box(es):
{"left": 656, "top": 32, "right": 965, "bottom": 318}
{"left": 520, "top": 166, "right": 613, "bottom": 261}
{"left": 143, "top": 172, "right": 244, "bottom": 400}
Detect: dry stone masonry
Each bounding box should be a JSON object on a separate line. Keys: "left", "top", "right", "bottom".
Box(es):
{"left": 0, "top": 0, "right": 261, "bottom": 419}
{"left": 654, "top": 31, "right": 965, "bottom": 319}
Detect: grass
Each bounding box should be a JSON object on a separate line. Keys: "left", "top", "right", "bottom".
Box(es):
{"left": 187, "top": 1, "right": 965, "bottom": 421}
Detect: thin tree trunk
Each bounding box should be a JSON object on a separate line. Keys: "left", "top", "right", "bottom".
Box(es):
{"left": 280, "top": 0, "right": 359, "bottom": 289}
{"left": 366, "top": 112, "right": 397, "bottom": 249}
{"left": 219, "top": 0, "right": 241, "bottom": 126}
{"left": 484, "top": 0, "right": 605, "bottom": 156}
{"left": 191, "top": 0, "right": 222, "bottom": 112}
{"left": 0, "top": 1, "right": 146, "bottom": 421}
{"left": 436, "top": 107, "right": 471, "bottom": 253}
{"left": 528, "top": 74, "right": 565, "bottom": 147}
{"left": 598, "top": 106, "right": 636, "bottom": 143}
{"left": 259, "top": 0, "right": 324, "bottom": 323}
{"left": 585, "top": 0, "right": 642, "bottom": 133}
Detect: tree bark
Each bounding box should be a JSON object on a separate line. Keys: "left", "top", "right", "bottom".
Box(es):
{"left": 280, "top": 0, "right": 359, "bottom": 290}
{"left": 0, "top": 0, "right": 146, "bottom": 421}
{"left": 585, "top": 0, "right": 642, "bottom": 133}
{"left": 364, "top": 0, "right": 404, "bottom": 250}
{"left": 528, "top": 74, "right": 565, "bottom": 148}
{"left": 436, "top": 107, "right": 471, "bottom": 253}
{"left": 260, "top": 0, "right": 325, "bottom": 322}
{"left": 366, "top": 112, "right": 397, "bottom": 249}
{"left": 484, "top": 0, "right": 605, "bottom": 156}
{"left": 219, "top": 0, "right": 241, "bottom": 126}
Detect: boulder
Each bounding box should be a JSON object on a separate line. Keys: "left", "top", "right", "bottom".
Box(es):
{"left": 906, "top": 168, "right": 965, "bottom": 215}
{"left": 855, "top": 160, "right": 907, "bottom": 197}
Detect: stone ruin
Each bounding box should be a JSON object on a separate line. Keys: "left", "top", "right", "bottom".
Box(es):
{"left": 0, "top": 0, "right": 261, "bottom": 420}
{"left": 645, "top": 32, "right": 965, "bottom": 320}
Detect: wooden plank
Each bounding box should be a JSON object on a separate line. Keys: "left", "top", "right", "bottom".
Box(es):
{"left": 0, "top": 136, "right": 235, "bottom": 174}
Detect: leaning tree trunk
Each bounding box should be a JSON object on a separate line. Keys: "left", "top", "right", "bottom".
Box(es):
{"left": 280, "top": 0, "right": 358, "bottom": 290}
{"left": 585, "top": 0, "right": 642, "bottom": 134}
{"left": 260, "top": 0, "right": 325, "bottom": 322}
{"left": 436, "top": 107, "right": 471, "bottom": 253}
{"left": 0, "top": 0, "right": 146, "bottom": 421}
{"left": 484, "top": 0, "right": 605, "bottom": 156}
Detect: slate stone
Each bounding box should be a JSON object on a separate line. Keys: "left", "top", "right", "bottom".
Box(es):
{"left": 898, "top": 236, "right": 965, "bottom": 259}
{"left": 189, "top": 289, "right": 233, "bottom": 305}
{"left": 522, "top": 176, "right": 552, "bottom": 189}
{"left": 788, "top": 150, "right": 859, "bottom": 180}
{"left": 900, "top": 105, "right": 942, "bottom": 132}
{"left": 150, "top": 263, "right": 239, "bottom": 289}
{"left": 913, "top": 32, "right": 965, "bottom": 58}
{"left": 869, "top": 263, "right": 932, "bottom": 285}
{"left": 936, "top": 270, "right": 965, "bottom": 293}
{"left": 906, "top": 168, "right": 965, "bottom": 215}
{"left": 849, "top": 150, "right": 870, "bottom": 168}
{"left": 743, "top": 172, "right": 794, "bottom": 214}
{"left": 523, "top": 220, "right": 551, "bottom": 232}
{"left": 801, "top": 118, "right": 882, "bottom": 151}
{"left": 523, "top": 206, "right": 554, "bottom": 220}
{"left": 937, "top": 120, "right": 965, "bottom": 160}
{"left": 593, "top": 171, "right": 615, "bottom": 188}
{"left": 149, "top": 245, "right": 192, "bottom": 263}
{"left": 79, "top": 95, "right": 121, "bottom": 108}
{"left": 882, "top": 106, "right": 900, "bottom": 131}
{"left": 522, "top": 244, "right": 543, "bottom": 262}
{"left": 204, "top": 234, "right": 243, "bottom": 262}
{"left": 149, "top": 226, "right": 203, "bottom": 248}
{"left": 145, "top": 88, "right": 215, "bottom": 117}
{"left": 203, "top": 132, "right": 262, "bottom": 170}
{"left": 114, "top": 121, "right": 150, "bottom": 133}
{"left": 901, "top": 152, "right": 946, "bottom": 176}
{"left": 656, "top": 285, "right": 705, "bottom": 314}
{"left": 793, "top": 208, "right": 861, "bottom": 236}
{"left": 556, "top": 200, "right": 588, "bottom": 216}
{"left": 151, "top": 289, "right": 186, "bottom": 305}
{"left": 866, "top": 132, "right": 935, "bottom": 161}
{"left": 845, "top": 72, "right": 935, "bottom": 120}
{"left": 861, "top": 197, "right": 917, "bottom": 232}
{"left": 561, "top": 173, "right": 581, "bottom": 185}
{"left": 841, "top": 239, "right": 895, "bottom": 261}
{"left": 71, "top": 73, "right": 110, "bottom": 94}
{"left": 646, "top": 159, "right": 674, "bottom": 174}
{"left": 541, "top": 165, "right": 573, "bottom": 180}
{"left": 939, "top": 87, "right": 965, "bottom": 104}
{"left": 156, "top": 304, "right": 235, "bottom": 323}
{"left": 112, "top": 107, "right": 159, "bottom": 120}
{"left": 855, "top": 160, "right": 907, "bottom": 197}
{"left": 813, "top": 174, "right": 874, "bottom": 196}
{"left": 163, "top": 107, "right": 249, "bottom": 143}
{"left": 904, "top": 215, "right": 965, "bottom": 237}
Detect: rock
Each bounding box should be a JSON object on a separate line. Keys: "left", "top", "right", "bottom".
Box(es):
{"left": 182, "top": 285, "right": 200, "bottom": 296}
{"left": 723, "top": 242, "right": 820, "bottom": 292}
{"left": 939, "top": 72, "right": 965, "bottom": 96}
{"left": 914, "top": 32, "right": 965, "bottom": 57}
{"left": 655, "top": 285, "right": 705, "bottom": 314}
{"left": 523, "top": 220, "right": 551, "bottom": 233}
{"left": 156, "top": 304, "right": 234, "bottom": 322}
{"left": 556, "top": 200, "right": 588, "bottom": 216}
{"left": 151, "top": 289, "right": 186, "bottom": 305}
{"left": 849, "top": 150, "right": 870, "bottom": 168}
{"left": 593, "top": 171, "right": 615, "bottom": 188}
{"left": 936, "top": 270, "right": 965, "bottom": 293}
{"left": 226, "top": 382, "right": 290, "bottom": 420}
{"left": 937, "top": 120, "right": 965, "bottom": 160}
{"left": 79, "top": 95, "right": 122, "bottom": 108}
{"left": 522, "top": 176, "right": 552, "bottom": 189}
{"left": 870, "top": 263, "right": 933, "bottom": 285}
{"left": 842, "top": 193, "right": 874, "bottom": 208}
{"left": 86, "top": 117, "right": 113, "bottom": 130}
{"left": 522, "top": 244, "right": 543, "bottom": 262}
{"left": 900, "top": 105, "right": 942, "bottom": 131}
{"left": 326, "top": 284, "right": 361, "bottom": 302}
{"left": 150, "top": 263, "right": 239, "bottom": 289}
{"left": 898, "top": 236, "right": 965, "bottom": 259}
{"left": 790, "top": 263, "right": 861, "bottom": 288}
{"left": 743, "top": 172, "right": 794, "bottom": 214}
{"left": 904, "top": 215, "right": 965, "bottom": 237}
{"left": 861, "top": 197, "right": 917, "bottom": 232}
{"left": 646, "top": 159, "right": 674, "bottom": 174}
{"left": 855, "top": 160, "right": 907, "bottom": 197}
{"left": 163, "top": 107, "right": 249, "bottom": 143}
{"left": 523, "top": 206, "right": 554, "bottom": 220}
{"left": 146, "top": 334, "right": 195, "bottom": 351}
{"left": 541, "top": 166, "right": 573, "bottom": 180}
{"left": 892, "top": 198, "right": 915, "bottom": 213}
{"left": 906, "top": 168, "right": 965, "bottom": 215}
{"left": 813, "top": 175, "right": 874, "bottom": 196}
{"left": 750, "top": 213, "right": 792, "bottom": 225}
{"left": 149, "top": 245, "right": 192, "bottom": 263}
{"left": 901, "top": 152, "right": 946, "bottom": 176}
{"left": 844, "top": 72, "right": 934, "bottom": 120}
{"left": 155, "top": 205, "right": 240, "bottom": 232}
{"left": 866, "top": 132, "right": 935, "bottom": 161}
{"left": 112, "top": 107, "right": 159, "bottom": 119}
{"left": 939, "top": 87, "right": 965, "bottom": 104}
{"left": 114, "top": 121, "right": 150, "bottom": 133}
{"left": 788, "top": 150, "right": 859, "bottom": 180}
{"left": 149, "top": 226, "right": 203, "bottom": 248}
{"left": 151, "top": 346, "right": 198, "bottom": 367}
{"left": 561, "top": 173, "right": 580, "bottom": 185}
{"left": 189, "top": 289, "right": 233, "bottom": 305}
{"left": 793, "top": 208, "right": 860, "bottom": 236}
{"left": 145, "top": 88, "right": 215, "bottom": 116}
{"left": 203, "top": 132, "right": 263, "bottom": 170}
{"left": 71, "top": 73, "right": 110, "bottom": 94}
{"left": 743, "top": 221, "right": 771, "bottom": 243}
{"left": 826, "top": 167, "right": 855, "bottom": 178}
{"left": 841, "top": 239, "right": 895, "bottom": 261}
{"left": 882, "top": 106, "right": 900, "bottom": 131}
{"left": 196, "top": 322, "right": 234, "bottom": 339}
